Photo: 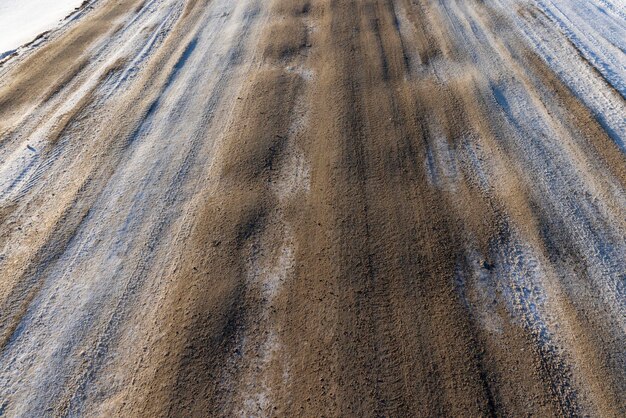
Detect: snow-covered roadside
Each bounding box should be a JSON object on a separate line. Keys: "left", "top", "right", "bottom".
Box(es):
{"left": 0, "top": 0, "right": 86, "bottom": 59}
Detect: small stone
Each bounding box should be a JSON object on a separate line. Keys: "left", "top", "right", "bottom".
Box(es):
{"left": 481, "top": 260, "right": 494, "bottom": 270}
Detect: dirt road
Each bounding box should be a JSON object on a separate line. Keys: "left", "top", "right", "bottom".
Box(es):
{"left": 0, "top": 0, "right": 624, "bottom": 416}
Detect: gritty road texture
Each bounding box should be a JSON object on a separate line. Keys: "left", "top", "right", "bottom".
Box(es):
{"left": 0, "top": 0, "right": 625, "bottom": 416}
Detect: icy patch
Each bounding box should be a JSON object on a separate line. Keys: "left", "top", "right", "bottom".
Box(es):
{"left": 0, "top": 0, "right": 85, "bottom": 56}
{"left": 454, "top": 250, "right": 504, "bottom": 335}
{"left": 536, "top": 0, "right": 626, "bottom": 98}
{"left": 239, "top": 330, "right": 285, "bottom": 417}
{"left": 500, "top": 0, "right": 626, "bottom": 151}
{"left": 424, "top": 132, "right": 460, "bottom": 192}
{"left": 458, "top": 135, "right": 492, "bottom": 193}
{"left": 235, "top": 82, "right": 311, "bottom": 416}
{"left": 455, "top": 227, "right": 580, "bottom": 410}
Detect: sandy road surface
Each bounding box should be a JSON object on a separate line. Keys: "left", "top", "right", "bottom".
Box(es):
{"left": 0, "top": 0, "right": 624, "bottom": 416}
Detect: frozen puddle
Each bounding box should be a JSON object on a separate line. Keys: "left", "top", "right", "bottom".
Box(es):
{"left": 0, "top": 0, "right": 85, "bottom": 58}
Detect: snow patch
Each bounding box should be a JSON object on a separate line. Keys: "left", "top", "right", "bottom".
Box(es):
{"left": 0, "top": 0, "right": 85, "bottom": 56}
